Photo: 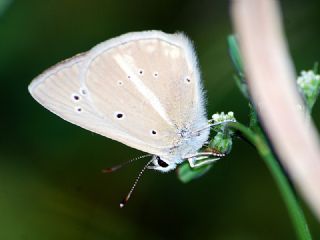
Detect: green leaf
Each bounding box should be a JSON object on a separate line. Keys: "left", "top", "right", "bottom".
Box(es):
{"left": 228, "top": 35, "right": 250, "bottom": 99}
{"left": 228, "top": 35, "right": 244, "bottom": 76}
{"left": 177, "top": 161, "right": 213, "bottom": 183}
{"left": 234, "top": 75, "right": 249, "bottom": 99}
{"left": 248, "top": 103, "right": 259, "bottom": 130}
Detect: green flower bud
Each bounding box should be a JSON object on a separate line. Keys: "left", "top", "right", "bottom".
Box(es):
{"left": 297, "top": 69, "right": 320, "bottom": 110}
{"left": 209, "top": 132, "right": 233, "bottom": 154}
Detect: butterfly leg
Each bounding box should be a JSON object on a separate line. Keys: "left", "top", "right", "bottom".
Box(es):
{"left": 147, "top": 165, "right": 157, "bottom": 170}
{"left": 186, "top": 150, "right": 225, "bottom": 159}
{"left": 187, "top": 155, "right": 221, "bottom": 168}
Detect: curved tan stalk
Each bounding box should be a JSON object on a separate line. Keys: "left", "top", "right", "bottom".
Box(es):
{"left": 231, "top": 0, "right": 320, "bottom": 221}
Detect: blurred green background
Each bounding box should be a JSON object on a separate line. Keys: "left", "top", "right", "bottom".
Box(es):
{"left": 1, "top": 0, "right": 319, "bottom": 239}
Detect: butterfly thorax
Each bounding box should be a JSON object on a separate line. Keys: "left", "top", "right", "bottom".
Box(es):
{"left": 149, "top": 120, "right": 210, "bottom": 172}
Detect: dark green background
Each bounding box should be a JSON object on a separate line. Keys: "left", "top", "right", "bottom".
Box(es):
{"left": 1, "top": 0, "right": 319, "bottom": 239}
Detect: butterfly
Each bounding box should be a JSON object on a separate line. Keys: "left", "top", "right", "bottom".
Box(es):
{"left": 28, "top": 30, "right": 227, "bottom": 206}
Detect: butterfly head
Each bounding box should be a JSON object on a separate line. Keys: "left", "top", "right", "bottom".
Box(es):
{"left": 149, "top": 155, "right": 177, "bottom": 172}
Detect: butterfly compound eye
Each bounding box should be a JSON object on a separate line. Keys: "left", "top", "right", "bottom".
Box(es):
{"left": 156, "top": 156, "right": 169, "bottom": 168}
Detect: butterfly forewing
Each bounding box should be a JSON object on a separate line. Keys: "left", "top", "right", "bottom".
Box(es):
{"left": 29, "top": 31, "right": 208, "bottom": 158}
{"left": 81, "top": 31, "right": 207, "bottom": 153}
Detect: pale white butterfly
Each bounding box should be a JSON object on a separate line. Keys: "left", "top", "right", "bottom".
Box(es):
{"left": 28, "top": 30, "right": 226, "bottom": 206}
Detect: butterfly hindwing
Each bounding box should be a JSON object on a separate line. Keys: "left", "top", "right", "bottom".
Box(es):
{"left": 28, "top": 52, "right": 165, "bottom": 155}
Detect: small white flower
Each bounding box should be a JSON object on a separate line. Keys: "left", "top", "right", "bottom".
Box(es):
{"left": 212, "top": 113, "right": 220, "bottom": 121}
{"left": 227, "top": 112, "right": 234, "bottom": 117}
{"left": 211, "top": 111, "right": 236, "bottom": 123}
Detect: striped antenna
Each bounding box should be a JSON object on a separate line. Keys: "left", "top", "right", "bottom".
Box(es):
{"left": 120, "top": 159, "right": 153, "bottom": 208}
{"left": 102, "top": 154, "right": 151, "bottom": 173}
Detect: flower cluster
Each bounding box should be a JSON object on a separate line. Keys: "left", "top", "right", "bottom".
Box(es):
{"left": 211, "top": 111, "right": 236, "bottom": 124}
{"left": 209, "top": 111, "right": 236, "bottom": 154}
{"left": 297, "top": 70, "right": 320, "bottom": 110}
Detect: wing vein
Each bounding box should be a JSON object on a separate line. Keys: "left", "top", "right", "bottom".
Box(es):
{"left": 113, "top": 54, "right": 173, "bottom": 126}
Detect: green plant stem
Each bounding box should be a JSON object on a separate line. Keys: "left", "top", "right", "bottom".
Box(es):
{"left": 229, "top": 122, "right": 312, "bottom": 240}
